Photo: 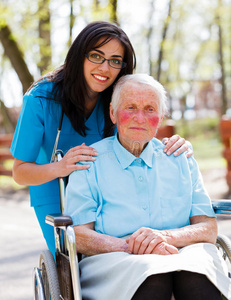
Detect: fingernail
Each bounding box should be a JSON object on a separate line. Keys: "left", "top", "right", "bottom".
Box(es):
{"left": 167, "top": 151, "right": 171, "bottom": 155}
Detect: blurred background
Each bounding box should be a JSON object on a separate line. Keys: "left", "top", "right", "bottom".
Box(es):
{"left": 0, "top": 0, "right": 231, "bottom": 198}
{"left": 0, "top": 1, "right": 231, "bottom": 299}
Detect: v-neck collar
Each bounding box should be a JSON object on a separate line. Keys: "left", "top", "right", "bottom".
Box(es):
{"left": 85, "top": 94, "right": 104, "bottom": 135}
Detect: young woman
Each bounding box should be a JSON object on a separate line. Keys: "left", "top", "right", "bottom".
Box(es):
{"left": 11, "top": 21, "right": 191, "bottom": 256}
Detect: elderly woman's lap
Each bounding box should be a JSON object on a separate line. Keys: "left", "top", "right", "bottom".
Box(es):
{"left": 79, "top": 243, "right": 230, "bottom": 300}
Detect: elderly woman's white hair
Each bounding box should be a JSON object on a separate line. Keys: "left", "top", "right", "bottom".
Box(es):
{"left": 111, "top": 74, "right": 168, "bottom": 116}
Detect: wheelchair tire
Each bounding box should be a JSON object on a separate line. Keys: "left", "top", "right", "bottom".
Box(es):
{"left": 216, "top": 234, "right": 231, "bottom": 278}
{"left": 39, "top": 250, "right": 61, "bottom": 300}
{"left": 216, "top": 234, "right": 231, "bottom": 261}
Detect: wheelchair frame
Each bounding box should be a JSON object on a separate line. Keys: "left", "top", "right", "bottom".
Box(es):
{"left": 33, "top": 150, "right": 231, "bottom": 300}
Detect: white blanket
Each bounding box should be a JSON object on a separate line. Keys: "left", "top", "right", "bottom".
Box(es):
{"left": 79, "top": 243, "right": 231, "bottom": 300}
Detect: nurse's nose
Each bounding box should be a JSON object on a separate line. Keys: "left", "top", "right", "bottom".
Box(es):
{"left": 98, "top": 60, "right": 110, "bottom": 71}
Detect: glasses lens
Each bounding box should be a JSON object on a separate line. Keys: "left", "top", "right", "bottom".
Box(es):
{"left": 109, "top": 59, "right": 123, "bottom": 69}
{"left": 88, "top": 53, "right": 104, "bottom": 63}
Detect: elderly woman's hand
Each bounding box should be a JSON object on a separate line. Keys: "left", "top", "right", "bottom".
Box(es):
{"left": 151, "top": 241, "right": 179, "bottom": 255}
{"left": 127, "top": 227, "right": 178, "bottom": 255}
{"left": 163, "top": 135, "right": 193, "bottom": 158}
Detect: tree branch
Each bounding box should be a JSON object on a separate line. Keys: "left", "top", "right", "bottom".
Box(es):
{"left": 0, "top": 24, "right": 34, "bottom": 94}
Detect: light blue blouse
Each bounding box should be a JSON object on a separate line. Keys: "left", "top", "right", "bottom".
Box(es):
{"left": 10, "top": 80, "right": 106, "bottom": 207}
{"left": 65, "top": 135, "right": 215, "bottom": 237}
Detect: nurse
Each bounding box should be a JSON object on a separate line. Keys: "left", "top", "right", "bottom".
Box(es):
{"left": 11, "top": 21, "right": 191, "bottom": 256}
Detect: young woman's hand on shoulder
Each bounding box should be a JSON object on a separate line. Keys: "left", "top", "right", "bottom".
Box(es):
{"left": 162, "top": 135, "right": 193, "bottom": 158}
{"left": 58, "top": 143, "right": 98, "bottom": 177}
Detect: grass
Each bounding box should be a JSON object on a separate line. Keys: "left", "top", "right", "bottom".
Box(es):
{"left": 0, "top": 159, "right": 27, "bottom": 192}
{"left": 174, "top": 117, "right": 226, "bottom": 171}
{"left": 0, "top": 175, "right": 26, "bottom": 191}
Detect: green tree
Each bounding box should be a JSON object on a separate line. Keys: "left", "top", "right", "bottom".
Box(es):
{"left": 156, "top": 0, "right": 173, "bottom": 81}
{"left": 38, "top": 0, "right": 52, "bottom": 74}
{"left": 109, "top": 0, "right": 118, "bottom": 23}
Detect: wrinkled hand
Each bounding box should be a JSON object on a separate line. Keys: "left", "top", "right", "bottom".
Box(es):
{"left": 150, "top": 242, "right": 179, "bottom": 255}
{"left": 126, "top": 227, "right": 178, "bottom": 255}
{"left": 162, "top": 135, "right": 193, "bottom": 158}
{"left": 56, "top": 143, "right": 98, "bottom": 177}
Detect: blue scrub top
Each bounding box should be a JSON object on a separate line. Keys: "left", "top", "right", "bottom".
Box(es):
{"left": 11, "top": 80, "right": 106, "bottom": 207}
{"left": 65, "top": 135, "right": 215, "bottom": 237}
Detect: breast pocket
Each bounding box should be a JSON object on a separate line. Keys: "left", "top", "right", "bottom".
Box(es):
{"left": 160, "top": 194, "right": 192, "bottom": 229}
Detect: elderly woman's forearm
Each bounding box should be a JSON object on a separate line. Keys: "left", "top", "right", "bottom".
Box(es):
{"left": 163, "top": 217, "right": 217, "bottom": 248}
{"left": 73, "top": 224, "right": 129, "bottom": 256}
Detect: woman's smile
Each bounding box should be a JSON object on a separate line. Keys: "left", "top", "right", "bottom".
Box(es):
{"left": 92, "top": 74, "right": 109, "bottom": 82}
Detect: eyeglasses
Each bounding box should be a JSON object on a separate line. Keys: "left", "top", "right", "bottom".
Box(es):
{"left": 85, "top": 53, "right": 127, "bottom": 69}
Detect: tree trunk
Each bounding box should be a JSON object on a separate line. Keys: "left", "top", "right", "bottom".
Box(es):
{"left": 146, "top": 0, "right": 156, "bottom": 75}
{"left": 68, "top": 0, "right": 75, "bottom": 47}
{"left": 217, "top": 0, "right": 227, "bottom": 115}
{"left": 156, "top": 0, "right": 173, "bottom": 81}
{"left": 38, "top": 0, "right": 51, "bottom": 74}
{"left": 94, "top": 0, "right": 100, "bottom": 9}
{"left": 0, "top": 25, "right": 34, "bottom": 94}
{"left": 109, "top": 0, "right": 118, "bottom": 24}
{"left": 0, "top": 99, "right": 17, "bottom": 132}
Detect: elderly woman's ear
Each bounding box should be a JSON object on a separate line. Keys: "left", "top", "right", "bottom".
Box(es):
{"left": 110, "top": 104, "right": 117, "bottom": 125}
{"left": 158, "top": 115, "right": 164, "bottom": 128}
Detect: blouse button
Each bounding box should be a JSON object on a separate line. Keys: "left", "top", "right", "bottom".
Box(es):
{"left": 138, "top": 176, "right": 143, "bottom": 182}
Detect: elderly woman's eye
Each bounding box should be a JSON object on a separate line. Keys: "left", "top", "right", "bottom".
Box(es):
{"left": 127, "top": 105, "right": 135, "bottom": 110}
{"left": 146, "top": 107, "right": 155, "bottom": 112}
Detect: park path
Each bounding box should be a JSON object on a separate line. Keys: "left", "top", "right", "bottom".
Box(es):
{"left": 0, "top": 189, "right": 46, "bottom": 300}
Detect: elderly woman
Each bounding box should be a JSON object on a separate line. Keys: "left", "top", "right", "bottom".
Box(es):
{"left": 65, "top": 74, "right": 231, "bottom": 300}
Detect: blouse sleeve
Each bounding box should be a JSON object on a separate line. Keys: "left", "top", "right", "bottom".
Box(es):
{"left": 64, "top": 162, "right": 99, "bottom": 226}
{"left": 10, "top": 91, "right": 44, "bottom": 162}
{"left": 188, "top": 156, "right": 216, "bottom": 218}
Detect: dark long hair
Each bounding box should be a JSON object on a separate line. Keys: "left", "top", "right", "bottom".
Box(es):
{"left": 31, "top": 21, "right": 136, "bottom": 137}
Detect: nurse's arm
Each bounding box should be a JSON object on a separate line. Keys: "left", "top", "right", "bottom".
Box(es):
{"left": 73, "top": 222, "right": 129, "bottom": 256}
{"left": 12, "top": 144, "right": 98, "bottom": 185}
{"left": 164, "top": 215, "right": 217, "bottom": 248}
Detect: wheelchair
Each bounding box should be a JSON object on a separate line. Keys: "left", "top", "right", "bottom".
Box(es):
{"left": 33, "top": 150, "right": 231, "bottom": 300}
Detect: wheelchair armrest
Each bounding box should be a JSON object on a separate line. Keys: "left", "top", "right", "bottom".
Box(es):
{"left": 46, "top": 213, "right": 73, "bottom": 227}
{"left": 212, "top": 200, "right": 231, "bottom": 214}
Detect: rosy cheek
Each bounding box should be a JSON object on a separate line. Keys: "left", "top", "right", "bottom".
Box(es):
{"left": 118, "top": 111, "right": 131, "bottom": 125}
{"left": 148, "top": 115, "right": 160, "bottom": 127}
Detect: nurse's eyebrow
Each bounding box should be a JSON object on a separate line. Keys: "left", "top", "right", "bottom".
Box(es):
{"left": 93, "top": 49, "right": 123, "bottom": 58}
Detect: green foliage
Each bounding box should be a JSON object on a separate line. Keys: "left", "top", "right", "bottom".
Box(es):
{"left": 175, "top": 117, "right": 220, "bottom": 140}
{"left": 174, "top": 117, "right": 225, "bottom": 171}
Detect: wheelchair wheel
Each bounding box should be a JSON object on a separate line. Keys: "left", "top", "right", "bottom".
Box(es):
{"left": 39, "top": 250, "right": 61, "bottom": 300}
{"left": 216, "top": 234, "right": 231, "bottom": 276}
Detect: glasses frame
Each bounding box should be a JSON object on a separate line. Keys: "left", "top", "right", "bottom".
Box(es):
{"left": 85, "top": 53, "right": 127, "bottom": 69}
